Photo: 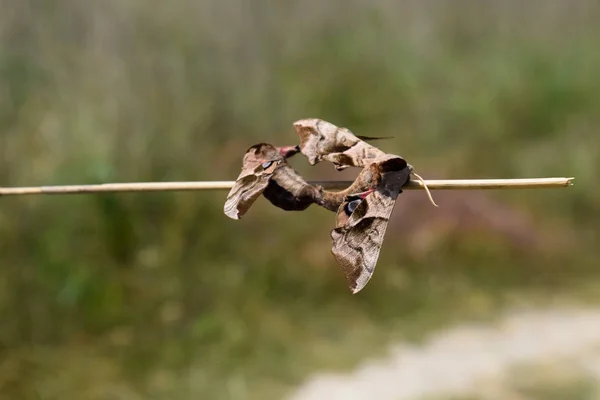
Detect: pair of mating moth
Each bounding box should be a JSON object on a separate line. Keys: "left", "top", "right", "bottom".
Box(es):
{"left": 224, "top": 118, "right": 437, "bottom": 294}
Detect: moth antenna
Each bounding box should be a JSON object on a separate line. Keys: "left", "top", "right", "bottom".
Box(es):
{"left": 356, "top": 135, "right": 394, "bottom": 141}
{"left": 412, "top": 172, "right": 439, "bottom": 208}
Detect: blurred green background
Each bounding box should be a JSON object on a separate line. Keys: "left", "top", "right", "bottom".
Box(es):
{"left": 1, "top": 1, "right": 599, "bottom": 399}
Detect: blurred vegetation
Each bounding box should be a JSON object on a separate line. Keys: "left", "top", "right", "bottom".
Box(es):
{"left": 1, "top": 0, "right": 599, "bottom": 399}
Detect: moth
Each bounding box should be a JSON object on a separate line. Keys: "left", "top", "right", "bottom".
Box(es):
{"left": 292, "top": 118, "right": 437, "bottom": 294}
{"left": 224, "top": 119, "right": 436, "bottom": 294}
{"left": 224, "top": 143, "right": 323, "bottom": 219}
{"left": 292, "top": 118, "right": 394, "bottom": 170}
{"left": 224, "top": 141, "right": 367, "bottom": 217}
{"left": 330, "top": 157, "right": 412, "bottom": 293}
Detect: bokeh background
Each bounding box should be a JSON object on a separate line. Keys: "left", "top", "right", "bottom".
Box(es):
{"left": 1, "top": 1, "right": 599, "bottom": 399}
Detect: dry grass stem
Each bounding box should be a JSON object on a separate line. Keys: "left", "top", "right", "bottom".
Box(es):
{"left": 0, "top": 177, "right": 574, "bottom": 197}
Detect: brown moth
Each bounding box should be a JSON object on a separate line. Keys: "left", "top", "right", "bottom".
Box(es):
{"left": 291, "top": 118, "right": 436, "bottom": 293}
{"left": 260, "top": 150, "right": 413, "bottom": 294}
{"left": 293, "top": 118, "right": 394, "bottom": 170}
{"left": 224, "top": 143, "right": 303, "bottom": 219}
{"left": 225, "top": 119, "right": 436, "bottom": 294}
{"left": 331, "top": 157, "right": 412, "bottom": 294}
{"left": 224, "top": 141, "right": 380, "bottom": 219}
{"left": 263, "top": 153, "right": 385, "bottom": 214}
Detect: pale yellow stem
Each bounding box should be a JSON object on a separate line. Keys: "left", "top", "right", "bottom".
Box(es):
{"left": 0, "top": 177, "right": 574, "bottom": 197}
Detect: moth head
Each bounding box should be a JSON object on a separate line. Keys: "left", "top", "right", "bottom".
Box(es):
{"left": 376, "top": 156, "right": 408, "bottom": 173}
{"left": 245, "top": 143, "right": 281, "bottom": 159}
{"left": 239, "top": 143, "right": 283, "bottom": 175}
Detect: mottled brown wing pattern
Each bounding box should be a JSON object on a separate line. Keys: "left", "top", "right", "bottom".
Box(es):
{"left": 331, "top": 190, "right": 398, "bottom": 294}
{"left": 293, "top": 118, "right": 390, "bottom": 170}
{"left": 223, "top": 159, "right": 280, "bottom": 220}
{"left": 330, "top": 168, "right": 408, "bottom": 294}
{"left": 224, "top": 142, "right": 324, "bottom": 218}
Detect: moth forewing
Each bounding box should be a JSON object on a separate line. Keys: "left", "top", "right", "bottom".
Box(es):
{"left": 292, "top": 118, "right": 325, "bottom": 165}
{"left": 224, "top": 172, "right": 271, "bottom": 220}
{"left": 224, "top": 143, "right": 287, "bottom": 220}
{"left": 330, "top": 188, "right": 399, "bottom": 294}
{"left": 293, "top": 118, "right": 393, "bottom": 170}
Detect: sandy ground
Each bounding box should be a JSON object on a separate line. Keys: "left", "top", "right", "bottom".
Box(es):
{"left": 288, "top": 307, "right": 600, "bottom": 400}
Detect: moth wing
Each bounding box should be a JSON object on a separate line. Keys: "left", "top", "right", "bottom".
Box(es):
{"left": 293, "top": 118, "right": 388, "bottom": 170}
{"left": 330, "top": 188, "right": 399, "bottom": 294}
{"left": 293, "top": 118, "right": 334, "bottom": 165}
{"left": 223, "top": 161, "right": 279, "bottom": 220}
